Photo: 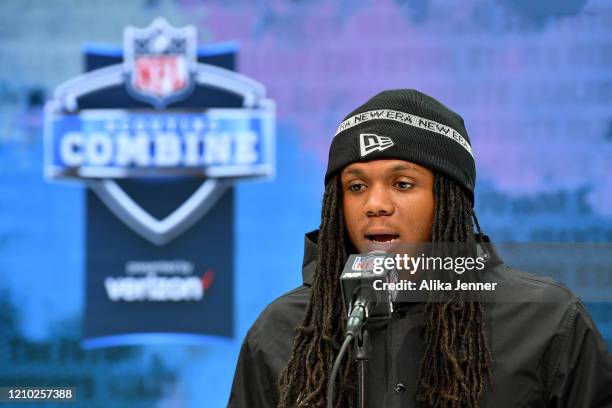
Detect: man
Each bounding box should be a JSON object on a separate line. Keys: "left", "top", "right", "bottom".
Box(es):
{"left": 229, "top": 89, "right": 612, "bottom": 407}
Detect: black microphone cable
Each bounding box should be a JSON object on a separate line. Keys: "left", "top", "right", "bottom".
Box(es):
{"left": 326, "top": 332, "right": 354, "bottom": 408}
{"left": 326, "top": 301, "right": 367, "bottom": 408}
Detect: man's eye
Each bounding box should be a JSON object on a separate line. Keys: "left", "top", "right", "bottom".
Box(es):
{"left": 395, "top": 181, "right": 414, "bottom": 190}
{"left": 349, "top": 183, "right": 366, "bottom": 192}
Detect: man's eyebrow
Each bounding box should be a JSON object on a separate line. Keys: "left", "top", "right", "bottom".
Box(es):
{"left": 389, "top": 164, "right": 424, "bottom": 174}
{"left": 343, "top": 167, "right": 366, "bottom": 177}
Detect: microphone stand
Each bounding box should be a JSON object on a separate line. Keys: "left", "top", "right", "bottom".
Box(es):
{"left": 354, "top": 327, "right": 371, "bottom": 408}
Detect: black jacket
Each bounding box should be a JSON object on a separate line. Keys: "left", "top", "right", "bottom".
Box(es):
{"left": 229, "top": 231, "right": 612, "bottom": 407}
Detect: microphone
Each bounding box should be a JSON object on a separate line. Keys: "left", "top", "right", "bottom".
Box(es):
{"left": 340, "top": 250, "right": 397, "bottom": 336}
{"left": 327, "top": 251, "right": 398, "bottom": 408}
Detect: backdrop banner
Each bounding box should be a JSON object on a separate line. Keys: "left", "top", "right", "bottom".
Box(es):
{"left": 43, "top": 19, "right": 276, "bottom": 348}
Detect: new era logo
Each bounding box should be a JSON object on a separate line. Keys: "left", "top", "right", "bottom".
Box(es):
{"left": 360, "top": 133, "right": 394, "bottom": 157}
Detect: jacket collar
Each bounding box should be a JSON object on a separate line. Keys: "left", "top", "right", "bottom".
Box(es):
{"left": 301, "top": 230, "right": 503, "bottom": 286}
{"left": 302, "top": 230, "right": 318, "bottom": 286}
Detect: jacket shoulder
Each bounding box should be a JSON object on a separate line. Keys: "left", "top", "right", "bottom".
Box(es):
{"left": 245, "top": 284, "right": 311, "bottom": 367}
{"left": 230, "top": 286, "right": 309, "bottom": 408}
{"left": 492, "top": 263, "right": 580, "bottom": 305}
{"left": 250, "top": 285, "right": 310, "bottom": 338}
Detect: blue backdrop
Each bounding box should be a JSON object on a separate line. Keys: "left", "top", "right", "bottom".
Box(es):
{"left": 0, "top": 1, "right": 611, "bottom": 407}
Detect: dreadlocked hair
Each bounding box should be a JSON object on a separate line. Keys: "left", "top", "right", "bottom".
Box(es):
{"left": 277, "top": 172, "right": 493, "bottom": 408}
{"left": 277, "top": 173, "right": 355, "bottom": 408}
{"left": 416, "top": 174, "right": 493, "bottom": 408}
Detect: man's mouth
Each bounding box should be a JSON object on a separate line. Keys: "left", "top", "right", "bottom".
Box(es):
{"left": 365, "top": 234, "right": 400, "bottom": 243}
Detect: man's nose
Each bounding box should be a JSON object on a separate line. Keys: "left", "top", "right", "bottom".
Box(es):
{"left": 364, "top": 184, "right": 394, "bottom": 217}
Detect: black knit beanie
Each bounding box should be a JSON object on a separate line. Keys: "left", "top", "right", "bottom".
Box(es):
{"left": 325, "top": 89, "right": 476, "bottom": 199}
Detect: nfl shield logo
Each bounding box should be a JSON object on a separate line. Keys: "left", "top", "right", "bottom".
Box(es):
{"left": 352, "top": 256, "right": 364, "bottom": 271}
{"left": 124, "top": 18, "right": 196, "bottom": 108}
